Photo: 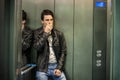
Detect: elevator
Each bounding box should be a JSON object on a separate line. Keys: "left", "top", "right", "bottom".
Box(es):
{"left": 20, "top": 0, "right": 110, "bottom": 80}
{"left": 0, "top": 0, "right": 117, "bottom": 80}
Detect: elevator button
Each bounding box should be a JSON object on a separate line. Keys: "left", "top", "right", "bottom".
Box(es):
{"left": 96, "top": 50, "right": 102, "bottom": 57}
{"left": 96, "top": 63, "right": 101, "bottom": 67}
{"left": 96, "top": 50, "right": 102, "bottom": 54}
{"left": 96, "top": 53, "right": 102, "bottom": 57}
{"left": 96, "top": 60, "right": 101, "bottom": 63}
{"left": 96, "top": 60, "right": 102, "bottom": 67}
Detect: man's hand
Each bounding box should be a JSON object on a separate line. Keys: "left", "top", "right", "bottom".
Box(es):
{"left": 54, "top": 69, "right": 62, "bottom": 77}
{"left": 44, "top": 23, "right": 53, "bottom": 33}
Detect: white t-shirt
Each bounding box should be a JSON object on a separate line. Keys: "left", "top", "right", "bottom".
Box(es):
{"left": 48, "top": 35, "right": 57, "bottom": 63}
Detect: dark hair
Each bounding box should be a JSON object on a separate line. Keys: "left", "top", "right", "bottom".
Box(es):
{"left": 22, "top": 10, "right": 27, "bottom": 21}
{"left": 41, "top": 9, "right": 54, "bottom": 20}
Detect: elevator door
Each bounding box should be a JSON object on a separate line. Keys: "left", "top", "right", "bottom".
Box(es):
{"left": 21, "top": 0, "right": 107, "bottom": 80}
{"left": 55, "top": 0, "right": 93, "bottom": 79}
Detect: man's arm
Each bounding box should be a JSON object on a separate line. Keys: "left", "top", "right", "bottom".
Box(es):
{"left": 22, "top": 29, "right": 33, "bottom": 51}
{"left": 33, "top": 29, "right": 50, "bottom": 51}
{"left": 56, "top": 32, "right": 67, "bottom": 71}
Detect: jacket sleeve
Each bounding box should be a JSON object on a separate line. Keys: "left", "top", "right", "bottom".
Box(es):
{"left": 22, "top": 29, "right": 33, "bottom": 51}
{"left": 33, "top": 29, "right": 50, "bottom": 51}
{"left": 56, "top": 32, "right": 67, "bottom": 71}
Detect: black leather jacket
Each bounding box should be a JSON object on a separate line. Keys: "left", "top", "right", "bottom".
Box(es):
{"left": 22, "top": 26, "right": 33, "bottom": 65}
{"left": 33, "top": 27, "right": 67, "bottom": 72}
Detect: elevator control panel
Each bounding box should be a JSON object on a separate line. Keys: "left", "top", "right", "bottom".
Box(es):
{"left": 93, "top": 0, "right": 107, "bottom": 80}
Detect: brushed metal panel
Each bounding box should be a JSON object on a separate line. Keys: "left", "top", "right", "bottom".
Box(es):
{"left": 55, "top": 0, "right": 74, "bottom": 80}
{"left": 74, "top": 0, "right": 93, "bottom": 80}
{"left": 113, "top": 0, "right": 120, "bottom": 80}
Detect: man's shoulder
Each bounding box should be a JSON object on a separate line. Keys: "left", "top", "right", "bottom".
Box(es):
{"left": 53, "top": 28, "right": 63, "bottom": 35}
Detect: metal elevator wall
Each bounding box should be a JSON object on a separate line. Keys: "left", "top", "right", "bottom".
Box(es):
{"left": 22, "top": 0, "right": 93, "bottom": 80}
{"left": 113, "top": 0, "right": 120, "bottom": 79}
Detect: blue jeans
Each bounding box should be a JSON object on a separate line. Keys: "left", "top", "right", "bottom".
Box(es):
{"left": 36, "top": 63, "right": 66, "bottom": 80}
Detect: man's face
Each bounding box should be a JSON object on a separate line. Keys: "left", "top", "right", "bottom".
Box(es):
{"left": 42, "top": 15, "right": 54, "bottom": 29}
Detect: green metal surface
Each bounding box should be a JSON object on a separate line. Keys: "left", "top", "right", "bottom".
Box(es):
{"left": 74, "top": 0, "right": 93, "bottom": 80}
{"left": 0, "top": 0, "right": 19, "bottom": 80}
{"left": 0, "top": 0, "right": 9, "bottom": 80}
{"left": 113, "top": 0, "right": 120, "bottom": 80}
{"left": 55, "top": 0, "right": 74, "bottom": 79}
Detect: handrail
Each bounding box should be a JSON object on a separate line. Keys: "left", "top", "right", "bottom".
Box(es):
{"left": 20, "top": 65, "right": 30, "bottom": 71}
{"left": 20, "top": 64, "right": 36, "bottom": 75}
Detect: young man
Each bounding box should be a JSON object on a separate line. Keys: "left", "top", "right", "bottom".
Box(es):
{"left": 33, "top": 9, "right": 67, "bottom": 80}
